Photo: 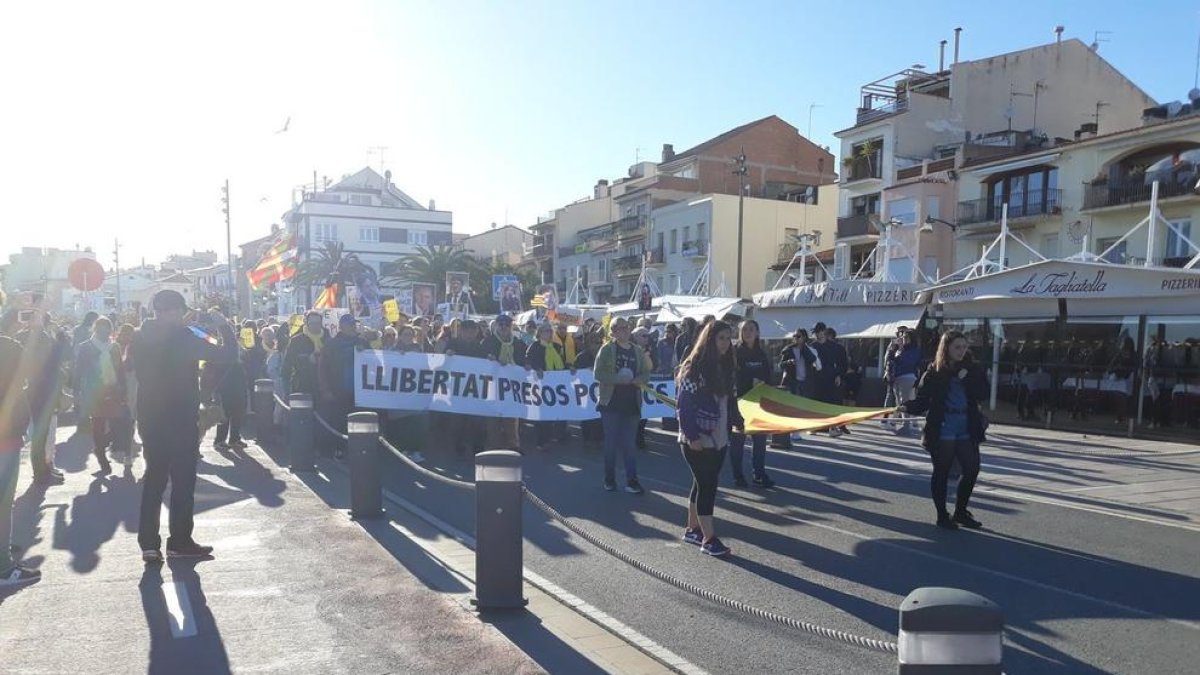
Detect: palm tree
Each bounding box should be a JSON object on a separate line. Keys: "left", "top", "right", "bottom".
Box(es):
{"left": 383, "top": 245, "right": 472, "bottom": 285}
{"left": 295, "top": 241, "right": 374, "bottom": 288}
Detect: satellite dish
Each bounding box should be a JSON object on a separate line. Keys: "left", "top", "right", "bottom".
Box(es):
{"left": 1068, "top": 220, "right": 1089, "bottom": 244}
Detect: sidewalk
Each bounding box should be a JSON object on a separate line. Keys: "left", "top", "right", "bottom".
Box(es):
{"left": 0, "top": 426, "right": 543, "bottom": 675}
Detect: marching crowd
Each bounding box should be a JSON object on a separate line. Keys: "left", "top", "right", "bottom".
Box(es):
{"left": 1, "top": 288, "right": 988, "bottom": 584}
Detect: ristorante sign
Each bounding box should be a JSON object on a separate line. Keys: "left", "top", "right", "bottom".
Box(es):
{"left": 933, "top": 262, "right": 1200, "bottom": 303}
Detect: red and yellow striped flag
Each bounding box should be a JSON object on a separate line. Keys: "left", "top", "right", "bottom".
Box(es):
{"left": 737, "top": 384, "right": 893, "bottom": 434}
{"left": 313, "top": 283, "right": 339, "bottom": 309}
{"left": 247, "top": 233, "right": 299, "bottom": 290}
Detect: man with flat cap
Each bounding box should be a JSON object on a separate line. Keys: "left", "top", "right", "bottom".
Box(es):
{"left": 129, "top": 290, "right": 236, "bottom": 563}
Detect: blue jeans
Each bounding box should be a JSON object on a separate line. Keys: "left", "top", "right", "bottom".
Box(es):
{"left": 600, "top": 410, "right": 639, "bottom": 484}
{"left": 728, "top": 432, "right": 767, "bottom": 480}
{"left": 1, "top": 450, "right": 22, "bottom": 570}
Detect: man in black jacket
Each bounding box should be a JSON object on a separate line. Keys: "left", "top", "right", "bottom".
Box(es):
{"left": 130, "top": 290, "right": 236, "bottom": 562}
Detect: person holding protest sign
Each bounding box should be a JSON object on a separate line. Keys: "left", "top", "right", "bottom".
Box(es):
{"left": 282, "top": 311, "right": 326, "bottom": 396}
{"left": 594, "top": 317, "right": 650, "bottom": 494}
{"left": 445, "top": 319, "right": 487, "bottom": 458}
{"left": 676, "top": 320, "right": 742, "bottom": 557}
{"left": 526, "top": 322, "right": 571, "bottom": 451}
{"left": 483, "top": 314, "right": 527, "bottom": 450}
{"left": 573, "top": 328, "right": 604, "bottom": 447}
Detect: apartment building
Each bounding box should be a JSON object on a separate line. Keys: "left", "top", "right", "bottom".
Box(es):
{"left": 530, "top": 115, "right": 836, "bottom": 301}
{"left": 834, "top": 36, "right": 1156, "bottom": 284}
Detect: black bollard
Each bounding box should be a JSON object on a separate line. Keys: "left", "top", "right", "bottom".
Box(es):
{"left": 253, "top": 379, "right": 274, "bottom": 442}
{"left": 898, "top": 587, "right": 1003, "bottom": 673}
{"left": 347, "top": 411, "right": 383, "bottom": 519}
{"left": 471, "top": 450, "right": 526, "bottom": 610}
{"left": 288, "top": 393, "right": 316, "bottom": 473}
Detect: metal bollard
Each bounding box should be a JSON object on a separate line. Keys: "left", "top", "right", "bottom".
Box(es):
{"left": 898, "top": 587, "right": 1003, "bottom": 674}
{"left": 287, "top": 393, "right": 316, "bottom": 473}
{"left": 471, "top": 450, "right": 526, "bottom": 610}
{"left": 347, "top": 411, "right": 383, "bottom": 519}
{"left": 253, "top": 379, "right": 274, "bottom": 442}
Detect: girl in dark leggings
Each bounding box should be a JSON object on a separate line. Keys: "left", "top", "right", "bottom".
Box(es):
{"left": 904, "top": 331, "right": 988, "bottom": 529}
{"left": 676, "top": 320, "right": 741, "bottom": 557}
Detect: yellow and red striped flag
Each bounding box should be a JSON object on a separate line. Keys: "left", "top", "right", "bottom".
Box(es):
{"left": 313, "top": 283, "right": 339, "bottom": 309}
{"left": 643, "top": 383, "right": 894, "bottom": 434}
{"left": 247, "top": 233, "right": 299, "bottom": 290}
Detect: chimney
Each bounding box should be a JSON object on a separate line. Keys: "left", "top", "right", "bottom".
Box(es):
{"left": 594, "top": 179, "right": 610, "bottom": 199}
{"left": 384, "top": 169, "right": 393, "bottom": 184}
{"left": 428, "top": 199, "right": 436, "bottom": 210}
{"left": 953, "top": 27, "right": 962, "bottom": 65}
{"left": 1055, "top": 25, "right": 1064, "bottom": 46}
{"left": 939, "top": 40, "right": 947, "bottom": 72}
{"left": 662, "top": 143, "right": 675, "bottom": 162}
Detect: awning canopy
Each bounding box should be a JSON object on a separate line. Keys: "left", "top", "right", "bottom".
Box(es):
{"left": 839, "top": 317, "right": 923, "bottom": 339}
{"left": 609, "top": 295, "right": 748, "bottom": 319}
{"left": 754, "top": 279, "right": 923, "bottom": 309}
{"left": 921, "top": 259, "right": 1200, "bottom": 306}
{"left": 655, "top": 300, "right": 743, "bottom": 324}
{"left": 754, "top": 303, "right": 925, "bottom": 341}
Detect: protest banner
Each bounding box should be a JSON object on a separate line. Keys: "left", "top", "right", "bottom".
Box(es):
{"left": 354, "top": 350, "right": 675, "bottom": 421}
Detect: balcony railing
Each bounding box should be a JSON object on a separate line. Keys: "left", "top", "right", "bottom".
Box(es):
{"left": 612, "top": 254, "right": 642, "bottom": 272}
{"left": 1084, "top": 171, "right": 1200, "bottom": 210}
{"left": 646, "top": 247, "right": 665, "bottom": 264}
{"left": 681, "top": 240, "right": 707, "bottom": 257}
{"left": 844, "top": 156, "right": 882, "bottom": 182}
{"left": 957, "top": 189, "right": 1063, "bottom": 226}
{"left": 837, "top": 214, "right": 877, "bottom": 239}
{"left": 855, "top": 97, "right": 908, "bottom": 125}
{"left": 527, "top": 241, "right": 552, "bottom": 258}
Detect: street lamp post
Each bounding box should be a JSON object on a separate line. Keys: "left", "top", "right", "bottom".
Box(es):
{"left": 733, "top": 149, "right": 748, "bottom": 297}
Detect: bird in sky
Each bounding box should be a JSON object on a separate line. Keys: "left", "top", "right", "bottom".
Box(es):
{"left": 275, "top": 116, "right": 291, "bottom": 134}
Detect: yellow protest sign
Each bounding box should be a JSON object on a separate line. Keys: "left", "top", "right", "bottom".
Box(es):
{"left": 289, "top": 314, "right": 304, "bottom": 336}
{"left": 383, "top": 298, "right": 400, "bottom": 323}
{"left": 240, "top": 327, "right": 256, "bottom": 349}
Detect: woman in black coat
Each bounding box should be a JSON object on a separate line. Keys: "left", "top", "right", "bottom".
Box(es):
{"left": 902, "top": 331, "right": 989, "bottom": 530}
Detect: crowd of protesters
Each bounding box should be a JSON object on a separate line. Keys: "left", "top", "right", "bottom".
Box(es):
{"left": 0, "top": 281, "right": 976, "bottom": 579}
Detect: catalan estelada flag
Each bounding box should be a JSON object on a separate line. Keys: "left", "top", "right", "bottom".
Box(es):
{"left": 313, "top": 283, "right": 339, "bottom": 309}
{"left": 247, "top": 233, "right": 299, "bottom": 290}
{"left": 643, "top": 383, "right": 893, "bottom": 434}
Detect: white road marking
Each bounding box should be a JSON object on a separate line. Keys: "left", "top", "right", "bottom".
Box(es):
{"left": 162, "top": 581, "right": 197, "bottom": 638}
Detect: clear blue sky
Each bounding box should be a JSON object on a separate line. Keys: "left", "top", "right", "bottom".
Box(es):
{"left": 2, "top": 0, "right": 1195, "bottom": 267}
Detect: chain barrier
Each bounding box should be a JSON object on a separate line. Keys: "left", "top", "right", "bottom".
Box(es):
{"left": 273, "top": 393, "right": 290, "bottom": 411}
{"left": 521, "top": 486, "right": 899, "bottom": 655}
{"left": 377, "top": 436, "right": 476, "bottom": 489}
{"left": 313, "top": 410, "right": 350, "bottom": 442}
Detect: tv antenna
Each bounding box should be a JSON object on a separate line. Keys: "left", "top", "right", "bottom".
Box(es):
{"left": 1091, "top": 30, "right": 1111, "bottom": 51}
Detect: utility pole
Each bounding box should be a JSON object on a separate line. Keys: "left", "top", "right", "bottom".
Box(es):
{"left": 113, "top": 238, "right": 121, "bottom": 311}
{"left": 221, "top": 179, "right": 234, "bottom": 308}
{"left": 732, "top": 149, "right": 749, "bottom": 297}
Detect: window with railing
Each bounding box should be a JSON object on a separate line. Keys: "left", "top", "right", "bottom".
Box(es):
{"left": 850, "top": 193, "right": 881, "bottom": 216}
{"left": 961, "top": 166, "right": 1061, "bottom": 224}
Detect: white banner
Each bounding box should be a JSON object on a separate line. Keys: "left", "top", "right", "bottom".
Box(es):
{"left": 354, "top": 350, "right": 676, "bottom": 421}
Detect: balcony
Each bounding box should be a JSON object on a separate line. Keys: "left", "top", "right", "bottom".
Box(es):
{"left": 681, "top": 240, "right": 707, "bottom": 258}
{"left": 843, "top": 156, "right": 882, "bottom": 184}
{"left": 613, "top": 255, "right": 642, "bottom": 277}
{"left": 1083, "top": 171, "right": 1200, "bottom": 210}
{"left": 855, "top": 97, "right": 908, "bottom": 126}
{"left": 524, "top": 239, "right": 552, "bottom": 260}
{"left": 615, "top": 214, "right": 648, "bottom": 241}
{"left": 957, "top": 189, "right": 1063, "bottom": 227}
{"left": 645, "top": 247, "right": 665, "bottom": 266}
{"left": 837, "top": 214, "right": 877, "bottom": 240}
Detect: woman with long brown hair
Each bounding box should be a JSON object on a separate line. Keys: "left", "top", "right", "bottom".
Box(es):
{"left": 903, "top": 331, "right": 989, "bottom": 529}
{"left": 675, "top": 320, "right": 742, "bottom": 557}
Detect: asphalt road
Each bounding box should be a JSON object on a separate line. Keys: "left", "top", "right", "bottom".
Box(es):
{"left": 354, "top": 421, "right": 1200, "bottom": 675}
